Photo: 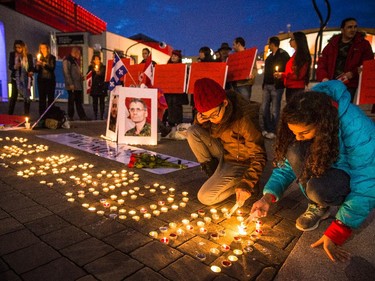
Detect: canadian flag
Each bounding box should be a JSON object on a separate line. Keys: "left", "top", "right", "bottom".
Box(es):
{"left": 86, "top": 70, "right": 92, "bottom": 94}
{"left": 141, "top": 53, "right": 154, "bottom": 88}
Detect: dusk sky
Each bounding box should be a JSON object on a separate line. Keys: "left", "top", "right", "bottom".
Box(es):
{"left": 74, "top": 0, "right": 375, "bottom": 56}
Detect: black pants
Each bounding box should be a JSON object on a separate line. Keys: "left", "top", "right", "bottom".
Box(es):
{"left": 8, "top": 80, "right": 30, "bottom": 116}
{"left": 92, "top": 95, "right": 105, "bottom": 119}
{"left": 38, "top": 78, "right": 55, "bottom": 117}
{"left": 67, "top": 90, "right": 87, "bottom": 119}
{"left": 286, "top": 142, "right": 351, "bottom": 207}
{"left": 164, "top": 94, "right": 184, "bottom": 125}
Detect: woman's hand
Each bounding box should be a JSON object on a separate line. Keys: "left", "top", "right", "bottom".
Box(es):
{"left": 311, "top": 235, "right": 351, "bottom": 262}
{"left": 196, "top": 112, "right": 207, "bottom": 124}
{"left": 273, "top": 72, "right": 283, "bottom": 79}
{"left": 250, "top": 194, "right": 272, "bottom": 218}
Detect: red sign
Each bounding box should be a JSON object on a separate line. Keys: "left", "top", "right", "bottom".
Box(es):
{"left": 226, "top": 47, "right": 257, "bottom": 82}
{"left": 124, "top": 64, "right": 145, "bottom": 87}
{"left": 187, "top": 62, "right": 228, "bottom": 93}
{"left": 154, "top": 64, "right": 187, "bottom": 93}
{"left": 357, "top": 59, "right": 375, "bottom": 105}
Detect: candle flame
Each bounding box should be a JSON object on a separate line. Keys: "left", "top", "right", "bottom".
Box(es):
{"left": 238, "top": 223, "right": 248, "bottom": 235}
{"left": 25, "top": 117, "right": 29, "bottom": 123}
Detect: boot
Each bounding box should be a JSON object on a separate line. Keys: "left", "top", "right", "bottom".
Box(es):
{"left": 200, "top": 158, "right": 219, "bottom": 177}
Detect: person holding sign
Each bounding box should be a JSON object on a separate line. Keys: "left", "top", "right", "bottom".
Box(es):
{"left": 187, "top": 78, "right": 266, "bottom": 206}
{"left": 231, "top": 37, "right": 256, "bottom": 101}
{"left": 125, "top": 98, "right": 151, "bottom": 136}
{"left": 316, "top": 18, "right": 374, "bottom": 102}
{"left": 250, "top": 80, "right": 375, "bottom": 262}
{"left": 274, "top": 32, "right": 311, "bottom": 103}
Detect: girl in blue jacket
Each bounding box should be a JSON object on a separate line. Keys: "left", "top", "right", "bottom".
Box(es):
{"left": 251, "top": 80, "right": 375, "bottom": 262}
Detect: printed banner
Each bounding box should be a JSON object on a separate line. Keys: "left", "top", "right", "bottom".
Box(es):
{"left": 37, "top": 133, "right": 199, "bottom": 174}
{"left": 357, "top": 59, "right": 375, "bottom": 105}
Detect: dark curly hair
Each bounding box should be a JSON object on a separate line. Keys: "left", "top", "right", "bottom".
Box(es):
{"left": 274, "top": 91, "right": 339, "bottom": 183}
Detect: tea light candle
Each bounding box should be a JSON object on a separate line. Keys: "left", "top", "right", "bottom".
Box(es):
{"left": 169, "top": 233, "right": 177, "bottom": 240}
{"left": 255, "top": 229, "right": 263, "bottom": 236}
{"left": 110, "top": 194, "right": 118, "bottom": 200}
{"left": 182, "top": 197, "right": 189, "bottom": 202}
{"left": 153, "top": 183, "right": 159, "bottom": 188}
{"left": 68, "top": 198, "right": 75, "bottom": 202}
{"left": 149, "top": 204, "right": 157, "bottom": 210}
{"left": 133, "top": 186, "right": 140, "bottom": 191}
{"left": 160, "top": 237, "right": 169, "bottom": 244}
{"left": 196, "top": 221, "right": 205, "bottom": 227}
{"left": 236, "top": 216, "right": 244, "bottom": 222}
{"left": 199, "top": 227, "right": 207, "bottom": 234}
{"left": 228, "top": 255, "right": 238, "bottom": 262}
{"left": 210, "top": 248, "right": 220, "bottom": 255}
{"left": 186, "top": 224, "right": 194, "bottom": 231}
{"left": 96, "top": 210, "right": 105, "bottom": 216}
{"left": 179, "top": 202, "right": 186, "bottom": 208}
{"left": 168, "top": 187, "right": 175, "bottom": 194}
{"left": 218, "top": 230, "right": 226, "bottom": 237}
{"left": 149, "top": 188, "right": 156, "bottom": 193}
{"left": 221, "top": 207, "right": 228, "bottom": 214}
{"left": 221, "top": 244, "right": 230, "bottom": 252}
{"left": 103, "top": 202, "right": 110, "bottom": 208}
{"left": 158, "top": 200, "right": 165, "bottom": 206}
{"left": 119, "top": 208, "right": 126, "bottom": 214}
{"left": 110, "top": 206, "right": 118, "bottom": 212}
{"left": 182, "top": 219, "right": 190, "bottom": 225}
{"left": 119, "top": 215, "right": 127, "bottom": 220}
{"left": 191, "top": 213, "right": 198, "bottom": 219}
{"left": 82, "top": 203, "right": 89, "bottom": 208}
{"left": 203, "top": 217, "right": 212, "bottom": 224}
{"left": 128, "top": 179, "right": 134, "bottom": 184}
{"left": 160, "top": 207, "right": 168, "bottom": 213}
{"left": 210, "top": 208, "right": 217, "bottom": 214}
{"left": 117, "top": 199, "right": 125, "bottom": 204}
{"left": 210, "top": 265, "right": 221, "bottom": 273}
{"left": 212, "top": 214, "right": 220, "bottom": 220}
{"left": 128, "top": 189, "right": 135, "bottom": 194}
{"left": 144, "top": 184, "right": 150, "bottom": 189}
{"left": 78, "top": 194, "right": 85, "bottom": 198}
{"left": 88, "top": 187, "right": 95, "bottom": 193}
{"left": 93, "top": 191, "right": 99, "bottom": 196}
{"left": 167, "top": 197, "right": 174, "bottom": 203}
{"left": 233, "top": 236, "right": 242, "bottom": 243}
{"left": 65, "top": 192, "right": 73, "bottom": 197}
{"left": 221, "top": 260, "right": 232, "bottom": 268}
{"left": 102, "top": 187, "right": 109, "bottom": 193}
{"left": 128, "top": 210, "right": 136, "bottom": 215}
{"left": 152, "top": 210, "right": 160, "bottom": 216}
{"left": 121, "top": 191, "right": 128, "bottom": 196}
{"left": 169, "top": 222, "right": 177, "bottom": 229}
{"left": 130, "top": 195, "right": 137, "bottom": 200}
{"left": 182, "top": 191, "right": 188, "bottom": 196}
{"left": 138, "top": 192, "right": 145, "bottom": 197}
{"left": 159, "top": 185, "right": 166, "bottom": 190}
{"left": 159, "top": 226, "right": 168, "bottom": 233}
{"left": 100, "top": 198, "right": 107, "bottom": 203}
{"left": 198, "top": 210, "right": 205, "bottom": 217}
{"left": 210, "top": 233, "right": 219, "bottom": 240}
{"left": 171, "top": 204, "right": 179, "bottom": 210}
{"left": 132, "top": 215, "right": 140, "bottom": 221}
{"left": 233, "top": 249, "right": 243, "bottom": 256}
{"left": 196, "top": 253, "right": 206, "bottom": 261}
{"left": 140, "top": 207, "right": 148, "bottom": 214}
{"left": 176, "top": 228, "right": 185, "bottom": 236}
{"left": 149, "top": 231, "right": 158, "bottom": 238}
{"left": 88, "top": 207, "right": 96, "bottom": 212}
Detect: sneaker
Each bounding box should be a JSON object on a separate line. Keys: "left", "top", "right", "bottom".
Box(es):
{"left": 296, "top": 203, "right": 330, "bottom": 231}
{"left": 265, "top": 132, "right": 276, "bottom": 139}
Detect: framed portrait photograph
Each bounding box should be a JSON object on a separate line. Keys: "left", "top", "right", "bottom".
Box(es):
{"left": 105, "top": 91, "right": 119, "bottom": 141}
{"left": 117, "top": 87, "right": 158, "bottom": 145}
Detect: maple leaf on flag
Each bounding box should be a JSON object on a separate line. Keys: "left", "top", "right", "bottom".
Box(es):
{"left": 86, "top": 70, "right": 92, "bottom": 94}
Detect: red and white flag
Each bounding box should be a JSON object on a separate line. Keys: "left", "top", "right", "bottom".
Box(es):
{"left": 141, "top": 53, "right": 154, "bottom": 88}
{"left": 86, "top": 70, "right": 92, "bottom": 94}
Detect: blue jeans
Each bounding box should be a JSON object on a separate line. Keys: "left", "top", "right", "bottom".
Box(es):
{"left": 261, "top": 84, "right": 284, "bottom": 133}
{"left": 187, "top": 124, "right": 248, "bottom": 205}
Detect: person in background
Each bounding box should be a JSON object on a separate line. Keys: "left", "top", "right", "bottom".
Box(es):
{"left": 218, "top": 42, "right": 232, "bottom": 62}
{"left": 163, "top": 50, "right": 188, "bottom": 128}
{"left": 274, "top": 32, "right": 311, "bottom": 103}
{"left": 198, "top": 46, "right": 215, "bottom": 62}
{"left": 187, "top": 78, "right": 266, "bottom": 206}
{"left": 35, "top": 43, "right": 56, "bottom": 118}
{"left": 316, "top": 17, "right": 374, "bottom": 102}
{"left": 8, "top": 40, "right": 34, "bottom": 116}
{"left": 87, "top": 54, "right": 107, "bottom": 120}
{"left": 62, "top": 47, "right": 89, "bottom": 121}
{"left": 231, "top": 37, "right": 256, "bottom": 101}
{"left": 125, "top": 98, "right": 151, "bottom": 136}
{"left": 250, "top": 81, "right": 374, "bottom": 262}
{"left": 260, "top": 36, "right": 290, "bottom": 140}
{"left": 140, "top": 48, "right": 156, "bottom": 66}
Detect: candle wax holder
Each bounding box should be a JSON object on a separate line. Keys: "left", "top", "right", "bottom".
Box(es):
{"left": 196, "top": 253, "right": 206, "bottom": 261}
{"left": 221, "top": 260, "right": 232, "bottom": 268}
{"left": 160, "top": 237, "right": 169, "bottom": 244}
{"left": 169, "top": 233, "right": 177, "bottom": 240}
{"left": 220, "top": 244, "right": 230, "bottom": 252}
{"left": 210, "top": 265, "right": 221, "bottom": 273}
{"left": 228, "top": 255, "right": 238, "bottom": 262}
{"left": 233, "top": 249, "right": 243, "bottom": 256}
{"left": 210, "top": 233, "right": 219, "bottom": 240}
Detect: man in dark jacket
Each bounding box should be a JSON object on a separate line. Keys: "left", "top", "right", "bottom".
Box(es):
{"left": 316, "top": 17, "right": 374, "bottom": 102}
{"left": 261, "top": 36, "right": 290, "bottom": 139}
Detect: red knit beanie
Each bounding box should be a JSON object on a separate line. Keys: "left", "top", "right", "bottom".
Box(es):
{"left": 194, "top": 78, "right": 226, "bottom": 113}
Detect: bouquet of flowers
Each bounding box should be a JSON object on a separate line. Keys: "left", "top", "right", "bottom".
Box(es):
{"left": 128, "top": 152, "right": 187, "bottom": 169}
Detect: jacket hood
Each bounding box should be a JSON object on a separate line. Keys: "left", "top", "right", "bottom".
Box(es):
{"left": 311, "top": 80, "right": 351, "bottom": 117}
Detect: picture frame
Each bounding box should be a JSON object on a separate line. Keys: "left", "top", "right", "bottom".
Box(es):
{"left": 105, "top": 90, "right": 119, "bottom": 141}
{"left": 117, "top": 87, "right": 158, "bottom": 145}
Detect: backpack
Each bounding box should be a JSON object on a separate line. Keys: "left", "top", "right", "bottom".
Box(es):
{"left": 44, "top": 106, "right": 66, "bottom": 129}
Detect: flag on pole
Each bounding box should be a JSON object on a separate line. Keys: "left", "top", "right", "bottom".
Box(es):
{"left": 141, "top": 53, "right": 154, "bottom": 88}
{"left": 109, "top": 52, "right": 128, "bottom": 91}
{"left": 85, "top": 70, "right": 92, "bottom": 94}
